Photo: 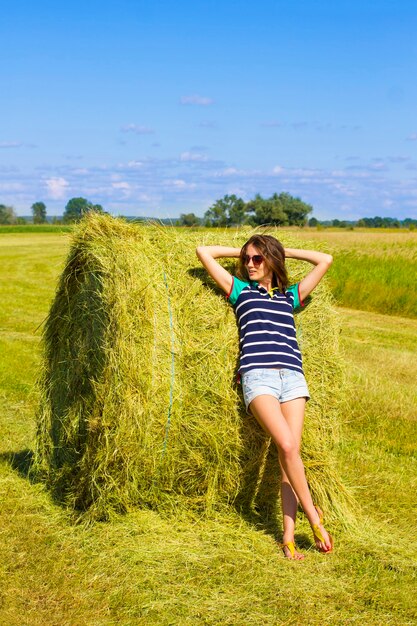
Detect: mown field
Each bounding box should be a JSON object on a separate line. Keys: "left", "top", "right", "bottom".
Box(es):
{"left": 0, "top": 230, "right": 416, "bottom": 625}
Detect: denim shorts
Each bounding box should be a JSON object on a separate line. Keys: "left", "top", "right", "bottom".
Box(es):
{"left": 241, "top": 368, "right": 310, "bottom": 412}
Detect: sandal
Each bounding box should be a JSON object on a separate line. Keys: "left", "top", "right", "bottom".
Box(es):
{"left": 279, "top": 541, "right": 305, "bottom": 560}
{"left": 312, "top": 505, "right": 334, "bottom": 553}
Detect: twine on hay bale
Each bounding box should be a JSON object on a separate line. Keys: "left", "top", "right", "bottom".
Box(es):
{"left": 34, "top": 213, "right": 352, "bottom": 522}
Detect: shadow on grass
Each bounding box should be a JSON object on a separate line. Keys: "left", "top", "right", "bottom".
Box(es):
{"left": 0, "top": 448, "right": 36, "bottom": 481}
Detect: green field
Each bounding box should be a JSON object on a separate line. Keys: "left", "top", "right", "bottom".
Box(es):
{"left": 294, "top": 229, "right": 417, "bottom": 318}
{"left": 0, "top": 224, "right": 73, "bottom": 234}
{"left": 0, "top": 231, "right": 416, "bottom": 625}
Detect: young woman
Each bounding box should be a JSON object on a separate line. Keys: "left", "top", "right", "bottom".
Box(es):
{"left": 196, "top": 234, "right": 334, "bottom": 560}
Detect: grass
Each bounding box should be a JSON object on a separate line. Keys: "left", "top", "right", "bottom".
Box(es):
{"left": 337, "top": 308, "right": 417, "bottom": 535}
{"left": 295, "top": 229, "right": 417, "bottom": 318}
{"left": 0, "top": 231, "right": 416, "bottom": 624}
{"left": 0, "top": 224, "right": 73, "bottom": 234}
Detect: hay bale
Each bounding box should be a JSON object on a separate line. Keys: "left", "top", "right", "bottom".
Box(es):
{"left": 34, "top": 213, "right": 351, "bottom": 521}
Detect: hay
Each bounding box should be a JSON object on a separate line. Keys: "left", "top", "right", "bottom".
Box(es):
{"left": 34, "top": 213, "right": 352, "bottom": 522}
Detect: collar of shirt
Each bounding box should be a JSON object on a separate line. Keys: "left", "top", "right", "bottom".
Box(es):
{"left": 254, "top": 283, "right": 282, "bottom": 298}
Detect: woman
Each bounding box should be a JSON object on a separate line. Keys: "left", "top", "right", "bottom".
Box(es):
{"left": 196, "top": 234, "right": 333, "bottom": 560}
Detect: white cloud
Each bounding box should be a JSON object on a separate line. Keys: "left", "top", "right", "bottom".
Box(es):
{"left": 213, "top": 167, "right": 240, "bottom": 177}
{"left": 166, "top": 179, "right": 197, "bottom": 190}
{"left": 121, "top": 124, "right": 154, "bottom": 135}
{"left": 180, "top": 94, "right": 214, "bottom": 106}
{"left": 112, "top": 181, "right": 132, "bottom": 197}
{"left": 45, "top": 177, "right": 69, "bottom": 199}
{"left": 369, "top": 161, "right": 387, "bottom": 171}
{"left": 112, "top": 181, "right": 131, "bottom": 189}
{"left": 126, "top": 160, "right": 145, "bottom": 169}
{"left": 0, "top": 141, "right": 36, "bottom": 149}
{"left": 273, "top": 165, "right": 320, "bottom": 178}
{"left": 331, "top": 183, "right": 357, "bottom": 197}
{"left": 0, "top": 141, "right": 24, "bottom": 149}
{"left": 180, "top": 152, "right": 208, "bottom": 162}
{"left": 406, "top": 133, "right": 417, "bottom": 141}
{"left": 4, "top": 148, "right": 416, "bottom": 219}
{"left": 0, "top": 182, "right": 24, "bottom": 191}
{"left": 388, "top": 156, "right": 410, "bottom": 163}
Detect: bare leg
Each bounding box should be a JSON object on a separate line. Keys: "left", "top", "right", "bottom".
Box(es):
{"left": 249, "top": 394, "right": 332, "bottom": 553}
{"left": 279, "top": 398, "right": 305, "bottom": 559}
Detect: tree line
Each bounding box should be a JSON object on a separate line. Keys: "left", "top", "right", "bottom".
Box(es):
{"left": 1, "top": 193, "right": 416, "bottom": 229}
{"left": 179, "top": 193, "right": 417, "bottom": 229}
{"left": 308, "top": 216, "right": 417, "bottom": 229}
{"left": 0, "top": 197, "right": 104, "bottom": 224}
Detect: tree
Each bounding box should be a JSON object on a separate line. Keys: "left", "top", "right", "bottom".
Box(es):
{"left": 226, "top": 195, "right": 246, "bottom": 226}
{"left": 63, "top": 197, "right": 104, "bottom": 223}
{"left": 31, "top": 201, "right": 47, "bottom": 224}
{"left": 204, "top": 199, "right": 227, "bottom": 227}
{"left": 178, "top": 212, "right": 201, "bottom": 226}
{"left": 403, "top": 218, "right": 416, "bottom": 230}
{"left": 204, "top": 192, "right": 313, "bottom": 227}
{"left": 383, "top": 217, "right": 399, "bottom": 228}
{"left": 0, "top": 204, "right": 17, "bottom": 224}
{"left": 308, "top": 217, "right": 318, "bottom": 227}
{"left": 278, "top": 192, "right": 312, "bottom": 226}
{"left": 246, "top": 193, "right": 288, "bottom": 226}
{"left": 204, "top": 195, "right": 246, "bottom": 227}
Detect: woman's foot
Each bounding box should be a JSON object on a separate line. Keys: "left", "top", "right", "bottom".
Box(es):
{"left": 311, "top": 506, "right": 333, "bottom": 553}
{"left": 280, "top": 540, "right": 305, "bottom": 560}
{"left": 312, "top": 522, "right": 333, "bottom": 552}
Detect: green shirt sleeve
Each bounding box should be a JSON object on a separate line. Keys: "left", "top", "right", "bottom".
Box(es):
{"left": 286, "top": 283, "right": 304, "bottom": 312}
{"left": 228, "top": 276, "right": 250, "bottom": 306}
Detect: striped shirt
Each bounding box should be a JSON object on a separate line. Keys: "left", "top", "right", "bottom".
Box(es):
{"left": 227, "top": 276, "right": 304, "bottom": 375}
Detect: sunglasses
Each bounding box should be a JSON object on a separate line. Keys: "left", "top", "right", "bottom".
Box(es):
{"left": 243, "top": 254, "right": 264, "bottom": 267}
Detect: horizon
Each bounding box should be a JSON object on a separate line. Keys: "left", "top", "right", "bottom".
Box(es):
{"left": 1, "top": 0, "right": 416, "bottom": 221}
{"left": 13, "top": 209, "right": 417, "bottom": 225}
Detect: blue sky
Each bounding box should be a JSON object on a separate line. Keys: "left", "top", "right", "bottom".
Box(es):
{"left": 1, "top": 0, "right": 416, "bottom": 220}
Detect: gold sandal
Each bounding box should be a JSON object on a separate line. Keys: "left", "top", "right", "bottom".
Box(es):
{"left": 279, "top": 541, "right": 304, "bottom": 560}
{"left": 312, "top": 505, "right": 334, "bottom": 553}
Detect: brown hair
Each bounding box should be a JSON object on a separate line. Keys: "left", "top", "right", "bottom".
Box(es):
{"left": 237, "top": 234, "right": 289, "bottom": 292}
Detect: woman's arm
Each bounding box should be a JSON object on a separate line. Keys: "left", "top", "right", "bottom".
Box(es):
{"left": 196, "top": 245, "right": 241, "bottom": 295}
{"left": 284, "top": 247, "right": 333, "bottom": 302}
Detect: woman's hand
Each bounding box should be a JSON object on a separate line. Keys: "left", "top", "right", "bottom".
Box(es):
{"left": 196, "top": 246, "right": 241, "bottom": 295}
{"left": 284, "top": 247, "right": 333, "bottom": 302}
